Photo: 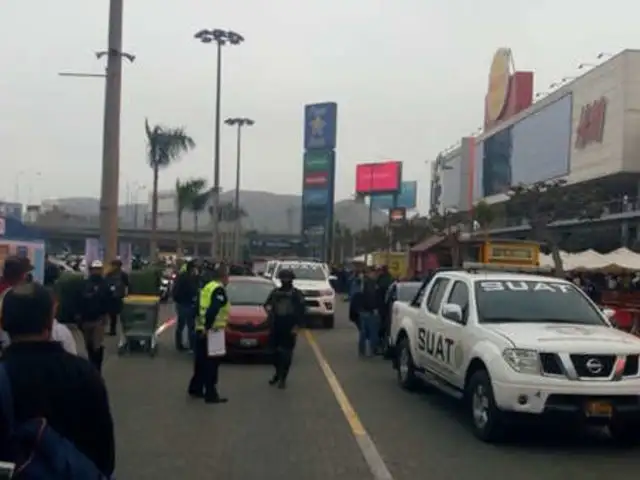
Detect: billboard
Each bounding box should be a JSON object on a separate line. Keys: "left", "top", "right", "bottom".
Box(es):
{"left": 355, "top": 161, "right": 402, "bottom": 195}
{"left": 477, "top": 93, "right": 572, "bottom": 197}
{"left": 304, "top": 103, "right": 338, "bottom": 150}
{"left": 370, "top": 181, "right": 418, "bottom": 210}
{"left": 301, "top": 150, "right": 336, "bottom": 239}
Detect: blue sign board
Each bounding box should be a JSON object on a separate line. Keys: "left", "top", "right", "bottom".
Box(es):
{"left": 303, "top": 188, "right": 330, "bottom": 206}
{"left": 370, "top": 181, "right": 418, "bottom": 210}
{"left": 304, "top": 102, "right": 338, "bottom": 150}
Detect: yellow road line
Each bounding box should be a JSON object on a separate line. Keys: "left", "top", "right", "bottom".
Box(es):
{"left": 304, "top": 330, "right": 394, "bottom": 480}
{"left": 304, "top": 329, "right": 366, "bottom": 435}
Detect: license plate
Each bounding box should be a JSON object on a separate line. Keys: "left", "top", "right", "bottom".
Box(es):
{"left": 585, "top": 400, "right": 613, "bottom": 417}
{"left": 239, "top": 338, "right": 258, "bottom": 347}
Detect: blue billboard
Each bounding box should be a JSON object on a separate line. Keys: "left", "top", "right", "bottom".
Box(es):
{"left": 370, "top": 181, "right": 418, "bottom": 210}
{"left": 477, "top": 94, "right": 572, "bottom": 197}
{"left": 304, "top": 103, "right": 337, "bottom": 150}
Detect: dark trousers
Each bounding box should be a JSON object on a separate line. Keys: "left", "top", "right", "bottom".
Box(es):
{"left": 175, "top": 303, "right": 195, "bottom": 350}
{"left": 271, "top": 331, "right": 296, "bottom": 381}
{"left": 108, "top": 311, "right": 118, "bottom": 334}
{"left": 188, "top": 335, "right": 221, "bottom": 400}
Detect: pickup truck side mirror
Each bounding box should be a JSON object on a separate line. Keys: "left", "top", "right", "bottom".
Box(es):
{"left": 442, "top": 303, "right": 463, "bottom": 323}
{"left": 328, "top": 275, "right": 338, "bottom": 281}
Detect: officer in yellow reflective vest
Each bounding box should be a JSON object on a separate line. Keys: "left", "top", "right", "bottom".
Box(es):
{"left": 188, "top": 264, "right": 230, "bottom": 404}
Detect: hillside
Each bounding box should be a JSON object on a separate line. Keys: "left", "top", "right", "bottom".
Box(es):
{"left": 41, "top": 190, "right": 389, "bottom": 234}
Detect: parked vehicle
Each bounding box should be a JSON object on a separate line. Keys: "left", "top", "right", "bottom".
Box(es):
{"left": 225, "top": 276, "right": 275, "bottom": 356}
{"left": 388, "top": 263, "right": 640, "bottom": 444}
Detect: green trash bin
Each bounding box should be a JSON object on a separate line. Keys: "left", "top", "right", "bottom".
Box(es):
{"left": 117, "top": 295, "right": 161, "bottom": 357}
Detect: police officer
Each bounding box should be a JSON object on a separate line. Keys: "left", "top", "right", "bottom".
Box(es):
{"left": 78, "top": 260, "right": 110, "bottom": 372}
{"left": 188, "top": 264, "right": 230, "bottom": 404}
{"left": 264, "top": 268, "right": 306, "bottom": 389}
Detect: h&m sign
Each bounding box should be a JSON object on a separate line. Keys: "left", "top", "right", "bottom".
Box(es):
{"left": 575, "top": 97, "right": 606, "bottom": 149}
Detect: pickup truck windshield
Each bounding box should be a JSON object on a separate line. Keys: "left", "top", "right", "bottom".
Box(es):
{"left": 474, "top": 280, "right": 606, "bottom": 325}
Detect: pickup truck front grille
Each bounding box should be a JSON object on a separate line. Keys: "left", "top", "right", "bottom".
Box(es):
{"left": 570, "top": 354, "right": 615, "bottom": 378}
{"left": 301, "top": 290, "right": 322, "bottom": 297}
{"left": 539, "top": 353, "right": 640, "bottom": 379}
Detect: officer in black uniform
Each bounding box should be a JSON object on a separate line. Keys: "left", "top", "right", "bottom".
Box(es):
{"left": 77, "top": 260, "right": 110, "bottom": 372}
{"left": 264, "top": 268, "right": 306, "bottom": 389}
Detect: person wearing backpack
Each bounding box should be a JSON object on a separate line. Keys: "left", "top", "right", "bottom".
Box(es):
{"left": 0, "top": 282, "right": 115, "bottom": 478}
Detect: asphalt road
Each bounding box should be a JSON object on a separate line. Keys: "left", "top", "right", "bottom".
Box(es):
{"left": 103, "top": 302, "right": 640, "bottom": 480}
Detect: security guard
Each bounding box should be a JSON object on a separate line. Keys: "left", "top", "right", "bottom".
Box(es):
{"left": 264, "top": 268, "right": 306, "bottom": 389}
{"left": 188, "top": 264, "right": 230, "bottom": 404}
{"left": 78, "top": 260, "right": 110, "bottom": 372}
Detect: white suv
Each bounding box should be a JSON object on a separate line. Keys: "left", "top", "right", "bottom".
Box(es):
{"left": 389, "top": 268, "right": 640, "bottom": 443}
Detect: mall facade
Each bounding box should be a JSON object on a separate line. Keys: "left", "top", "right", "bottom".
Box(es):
{"left": 431, "top": 48, "right": 640, "bottom": 220}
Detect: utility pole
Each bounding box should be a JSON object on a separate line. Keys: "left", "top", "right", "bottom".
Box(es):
{"left": 194, "top": 29, "right": 245, "bottom": 258}
{"left": 98, "top": 0, "right": 135, "bottom": 264}
{"left": 224, "top": 117, "right": 254, "bottom": 262}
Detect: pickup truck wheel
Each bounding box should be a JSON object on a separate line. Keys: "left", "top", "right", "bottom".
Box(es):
{"left": 322, "top": 315, "right": 335, "bottom": 329}
{"left": 396, "top": 338, "right": 418, "bottom": 390}
{"left": 467, "top": 370, "right": 506, "bottom": 442}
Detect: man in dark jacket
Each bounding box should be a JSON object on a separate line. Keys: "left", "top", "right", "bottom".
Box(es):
{"left": 0, "top": 283, "right": 115, "bottom": 477}
{"left": 264, "top": 269, "right": 306, "bottom": 389}
{"left": 104, "top": 258, "right": 129, "bottom": 336}
{"left": 172, "top": 259, "right": 199, "bottom": 351}
{"left": 352, "top": 268, "right": 380, "bottom": 357}
{"left": 77, "top": 261, "right": 110, "bottom": 372}
{"left": 376, "top": 266, "right": 394, "bottom": 351}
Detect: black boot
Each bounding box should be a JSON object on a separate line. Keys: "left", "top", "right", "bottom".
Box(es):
{"left": 95, "top": 347, "right": 104, "bottom": 372}
{"left": 268, "top": 373, "right": 279, "bottom": 386}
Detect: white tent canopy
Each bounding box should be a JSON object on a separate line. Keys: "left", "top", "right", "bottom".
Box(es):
{"left": 541, "top": 248, "right": 640, "bottom": 272}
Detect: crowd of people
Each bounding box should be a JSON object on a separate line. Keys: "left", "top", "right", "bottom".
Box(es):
{"left": 0, "top": 255, "right": 116, "bottom": 478}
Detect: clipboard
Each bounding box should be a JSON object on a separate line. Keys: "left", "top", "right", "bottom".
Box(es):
{"left": 206, "top": 329, "right": 226, "bottom": 357}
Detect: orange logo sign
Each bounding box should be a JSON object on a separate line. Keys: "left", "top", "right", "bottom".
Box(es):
{"left": 575, "top": 97, "right": 607, "bottom": 149}
{"left": 485, "top": 48, "right": 513, "bottom": 124}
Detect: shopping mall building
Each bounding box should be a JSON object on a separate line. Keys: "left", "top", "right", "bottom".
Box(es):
{"left": 430, "top": 48, "right": 640, "bottom": 250}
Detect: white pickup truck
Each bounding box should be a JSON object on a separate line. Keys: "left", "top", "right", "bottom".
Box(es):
{"left": 388, "top": 267, "right": 640, "bottom": 444}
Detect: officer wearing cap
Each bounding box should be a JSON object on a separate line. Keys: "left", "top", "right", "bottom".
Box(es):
{"left": 264, "top": 268, "right": 306, "bottom": 389}
{"left": 188, "top": 263, "right": 230, "bottom": 404}
{"left": 77, "top": 260, "right": 110, "bottom": 372}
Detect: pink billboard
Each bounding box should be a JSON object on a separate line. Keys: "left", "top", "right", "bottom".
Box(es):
{"left": 355, "top": 161, "right": 402, "bottom": 194}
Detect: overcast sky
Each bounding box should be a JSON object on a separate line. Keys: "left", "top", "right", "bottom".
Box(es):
{"left": 1, "top": 0, "right": 637, "bottom": 212}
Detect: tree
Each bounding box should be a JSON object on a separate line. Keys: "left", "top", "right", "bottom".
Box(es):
{"left": 145, "top": 119, "right": 196, "bottom": 259}
{"left": 473, "top": 200, "right": 496, "bottom": 242}
{"left": 189, "top": 190, "right": 209, "bottom": 257}
{"left": 208, "top": 201, "right": 247, "bottom": 222}
{"left": 426, "top": 208, "right": 466, "bottom": 266}
{"left": 507, "top": 179, "right": 604, "bottom": 276}
{"left": 175, "top": 178, "right": 206, "bottom": 255}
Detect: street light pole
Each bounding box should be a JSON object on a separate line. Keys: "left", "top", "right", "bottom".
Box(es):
{"left": 224, "top": 117, "right": 255, "bottom": 262}
{"left": 194, "top": 28, "right": 244, "bottom": 258}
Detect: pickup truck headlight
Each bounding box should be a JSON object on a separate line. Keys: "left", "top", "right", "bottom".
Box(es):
{"left": 502, "top": 348, "right": 540, "bottom": 374}
{"left": 321, "top": 289, "right": 334, "bottom": 297}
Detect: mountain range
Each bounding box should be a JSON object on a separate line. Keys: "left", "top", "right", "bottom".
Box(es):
{"left": 41, "top": 190, "right": 390, "bottom": 234}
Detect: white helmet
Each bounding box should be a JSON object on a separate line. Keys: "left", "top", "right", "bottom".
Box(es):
{"left": 90, "top": 260, "right": 104, "bottom": 269}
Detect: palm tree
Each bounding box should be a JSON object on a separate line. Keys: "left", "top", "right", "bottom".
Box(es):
{"left": 175, "top": 178, "right": 206, "bottom": 255}
{"left": 190, "top": 191, "right": 209, "bottom": 257}
{"left": 145, "top": 119, "right": 195, "bottom": 259}
{"left": 473, "top": 200, "right": 496, "bottom": 242}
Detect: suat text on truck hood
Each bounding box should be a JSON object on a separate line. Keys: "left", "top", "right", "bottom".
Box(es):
{"left": 483, "top": 322, "right": 640, "bottom": 354}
